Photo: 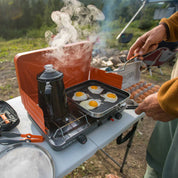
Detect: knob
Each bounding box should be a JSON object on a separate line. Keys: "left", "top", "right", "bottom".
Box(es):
{"left": 115, "top": 112, "right": 122, "bottom": 120}
{"left": 77, "top": 134, "right": 87, "bottom": 144}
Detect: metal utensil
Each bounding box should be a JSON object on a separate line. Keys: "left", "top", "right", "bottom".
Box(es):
{"left": 106, "top": 54, "right": 141, "bottom": 73}
{"left": 0, "top": 132, "right": 44, "bottom": 145}
{"left": 0, "top": 143, "right": 55, "bottom": 178}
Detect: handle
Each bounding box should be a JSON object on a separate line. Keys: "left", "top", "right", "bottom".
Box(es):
{"left": 77, "top": 134, "right": 87, "bottom": 144}
{"left": 44, "top": 82, "right": 53, "bottom": 117}
{"left": 117, "top": 122, "right": 138, "bottom": 144}
{"left": 0, "top": 139, "right": 27, "bottom": 145}
{"left": 0, "top": 113, "right": 10, "bottom": 124}
{"left": 45, "top": 82, "right": 52, "bottom": 96}
{"left": 126, "top": 105, "right": 138, "bottom": 110}
{"left": 0, "top": 132, "right": 20, "bottom": 137}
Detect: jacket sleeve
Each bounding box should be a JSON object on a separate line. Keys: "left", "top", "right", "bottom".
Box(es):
{"left": 160, "top": 12, "right": 178, "bottom": 42}
{"left": 157, "top": 78, "right": 178, "bottom": 117}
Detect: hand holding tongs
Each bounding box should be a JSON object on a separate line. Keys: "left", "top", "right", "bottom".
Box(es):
{"left": 0, "top": 132, "right": 44, "bottom": 145}
{"left": 107, "top": 54, "right": 142, "bottom": 73}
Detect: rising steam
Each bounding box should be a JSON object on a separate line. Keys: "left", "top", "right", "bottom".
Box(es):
{"left": 45, "top": 0, "right": 105, "bottom": 59}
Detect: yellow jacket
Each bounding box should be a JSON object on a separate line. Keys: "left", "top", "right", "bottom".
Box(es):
{"left": 160, "top": 12, "right": 178, "bottom": 42}
{"left": 158, "top": 12, "right": 178, "bottom": 117}
{"left": 158, "top": 77, "right": 178, "bottom": 117}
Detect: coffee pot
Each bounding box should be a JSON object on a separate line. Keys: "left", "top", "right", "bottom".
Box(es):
{"left": 37, "top": 64, "right": 68, "bottom": 128}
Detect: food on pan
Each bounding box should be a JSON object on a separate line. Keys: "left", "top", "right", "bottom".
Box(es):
{"left": 88, "top": 85, "right": 103, "bottom": 94}
{"left": 139, "top": 94, "right": 146, "bottom": 100}
{"left": 79, "top": 99, "right": 101, "bottom": 110}
{"left": 101, "top": 92, "right": 118, "bottom": 103}
{"left": 72, "top": 91, "right": 88, "bottom": 101}
{"left": 135, "top": 97, "right": 142, "bottom": 103}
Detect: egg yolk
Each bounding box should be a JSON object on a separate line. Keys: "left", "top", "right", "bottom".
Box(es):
{"left": 76, "top": 92, "right": 84, "bottom": 97}
{"left": 107, "top": 93, "right": 116, "bottom": 98}
{"left": 91, "top": 86, "right": 98, "bottom": 90}
{"left": 89, "top": 100, "right": 98, "bottom": 107}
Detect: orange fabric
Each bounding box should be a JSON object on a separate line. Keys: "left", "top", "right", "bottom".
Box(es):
{"left": 158, "top": 77, "right": 178, "bottom": 117}
{"left": 157, "top": 12, "right": 178, "bottom": 117}
{"left": 160, "top": 12, "right": 178, "bottom": 42}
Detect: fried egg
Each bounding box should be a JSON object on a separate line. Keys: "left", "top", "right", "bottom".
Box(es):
{"left": 72, "top": 91, "right": 88, "bottom": 101}
{"left": 101, "top": 92, "right": 118, "bottom": 103}
{"left": 88, "top": 85, "right": 103, "bottom": 94}
{"left": 79, "top": 99, "right": 101, "bottom": 110}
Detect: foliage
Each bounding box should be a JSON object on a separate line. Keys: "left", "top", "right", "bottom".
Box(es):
{"left": 26, "top": 25, "right": 56, "bottom": 38}
{"left": 0, "top": 0, "right": 173, "bottom": 41}
{"left": 138, "top": 4, "right": 158, "bottom": 30}
{"left": 0, "top": 0, "right": 63, "bottom": 39}
{"left": 0, "top": 38, "right": 47, "bottom": 62}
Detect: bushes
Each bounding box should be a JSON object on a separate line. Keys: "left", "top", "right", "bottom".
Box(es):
{"left": 0, "top": 28, "right": 27, "bottom": 40}
{"left": 138, "top": 18, "right": 159, "bottom": 30}
{"left": 139, "top": 19, "right": 154, "bottom": 30}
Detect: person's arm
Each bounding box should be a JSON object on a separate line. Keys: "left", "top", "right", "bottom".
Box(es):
{"left": 160, "top": 12, "right": 178, "bottom": 42}
{"left": 135, "top": 93, "right": 176, "bottom": 122}
{"left": 135, "top": 78, "right": 178, "bottom": 122}
{"left": 157, "top": 77, "right": 178, "bottom": 118}
{"left": 127, "top": 24, "right": 167, "bottom": 59}
{"left": 127, "top": 12, "right": 178, "bottom": 59}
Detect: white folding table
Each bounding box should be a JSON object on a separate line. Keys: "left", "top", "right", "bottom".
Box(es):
{"left": 0, "top": 96, "right": 144, "bottom": 178}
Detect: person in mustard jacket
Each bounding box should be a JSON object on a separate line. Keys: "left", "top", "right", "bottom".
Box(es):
{"left": 127, "top": 12, "right": 178, "bottom": 178}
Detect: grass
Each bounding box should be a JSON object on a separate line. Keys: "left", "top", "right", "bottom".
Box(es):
{"left": 0, "top": 19, "right": 152, "bottom": 63}
{"left": 0, "top": 38, "right": 48, "bottom": 62}
{"left": 0, "top": 32, "right": 143, "bottom": 63}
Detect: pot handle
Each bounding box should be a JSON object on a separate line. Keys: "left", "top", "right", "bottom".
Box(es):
{"left": 126, "top": 105, "right": 138, "bottom": 109}
{"left": 116, "top": 122, "right": 138, "bottom": 144}
{"left": 44, "top": 82, "right": 53, "bottom": 116}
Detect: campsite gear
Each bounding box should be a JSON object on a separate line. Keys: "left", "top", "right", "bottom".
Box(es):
{"left": 0, "top": 100, "right": 20, "bottom": 131}
{"left": 107, "top": 54, "right": 142, "bottom": 73}
{"left": 37, "top": 64, "right": 68, "bottom": 128}
{"left": 141, "top": 47, "right": 177, "bottom": 76}
{"left": 119, "top": 33, "right": 133, "bottom": 44}
{"left": 0, "top": 132, "right": 44, "bottom": 145}
{"left": 14, "top": 41, "right": 130, "bottom": 150}
{"left": 116, "top": 0, "right": 147, "bottom": 40}
{"left": 0, "top": 143, "right": 55, "bottom": 178}
{"left": 66, "top": 80, "right": 130, "bottom": 118}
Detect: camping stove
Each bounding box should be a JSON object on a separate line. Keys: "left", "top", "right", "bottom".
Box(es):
{"left": 14, "top": 41, "right": 127, "bottom": 151}
{"left": 32, "top": 100, "right": 126, "bottom": 151}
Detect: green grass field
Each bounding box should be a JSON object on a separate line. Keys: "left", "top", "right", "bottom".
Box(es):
{"left": 0, "top": 38, "right": 48, "bottom": 62}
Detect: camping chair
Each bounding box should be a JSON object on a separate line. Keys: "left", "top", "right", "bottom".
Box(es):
{"left": 142, "top": 45, "right": 177, "bottom": 76}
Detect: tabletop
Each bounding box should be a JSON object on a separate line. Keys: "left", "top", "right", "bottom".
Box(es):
{"left": 0, "top": 96, "right": 144, "bottom": 178}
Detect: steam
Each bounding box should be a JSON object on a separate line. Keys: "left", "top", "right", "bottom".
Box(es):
{"left": 45, "top": 0, "right": 105, "bottom": 59}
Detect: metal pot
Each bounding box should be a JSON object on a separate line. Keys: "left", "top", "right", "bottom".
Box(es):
{"left": 37, "top": 64, "right": 68, "bottom": 128}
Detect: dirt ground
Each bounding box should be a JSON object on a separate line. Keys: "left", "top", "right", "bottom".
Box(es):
{"left": 0, "top": 60, "right": 174, "bottom": 178}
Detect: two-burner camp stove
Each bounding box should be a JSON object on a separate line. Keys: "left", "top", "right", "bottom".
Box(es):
{"left": 14, "top": 41, "right": 131, "bottom": 151}
{"left": 31, "top": 80, "right": 130, "bottom": 151}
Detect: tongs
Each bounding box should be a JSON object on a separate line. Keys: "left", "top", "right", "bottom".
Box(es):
{"left": 0, "top": 132, "right": 44, "bottom": 145}
{"left": 107, "top": 54, "right": 142, "bottom": 73}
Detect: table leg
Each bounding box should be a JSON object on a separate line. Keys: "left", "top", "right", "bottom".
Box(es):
{"left": 99, "top": 121, "right": 140, "bottom": 174}
{"left": 117, "top": 121, "right": 139, "bottom": 173}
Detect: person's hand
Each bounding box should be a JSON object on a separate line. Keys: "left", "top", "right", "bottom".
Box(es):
{"left": 127, "top": 24, "right": 167, "bottom": 60}
{"left": 135, "top": 93, "right": 175, "bottom": 122}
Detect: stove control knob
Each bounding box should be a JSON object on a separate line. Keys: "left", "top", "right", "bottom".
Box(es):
{"left": 77, "top": 134, "right": 87, "bottom": 144}
{"left": 115, "top": 112, "right": 122, "bottom": 120}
